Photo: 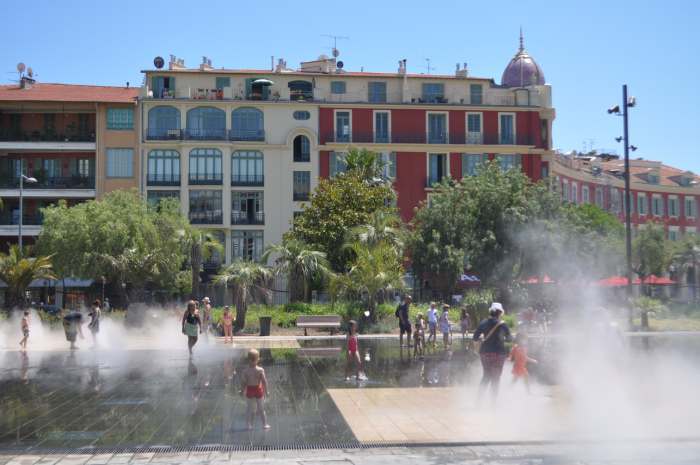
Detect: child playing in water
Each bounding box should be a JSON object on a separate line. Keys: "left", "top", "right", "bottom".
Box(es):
{"left": 508, "top": 333, "right": 538, "bottom": 394}
{"left": 19, "top": 311, "right": 29, "bottom": 348}
{"left": 218, "top": 305, "right": 235, "bottom": 346}
{"left": 413, "top": 325, "right": 424, "bottom": 360}
{"left": 440, "top": 305, "right": 452, "bottom": 349}
{"left": 345, "top": 320, "right": 362, "bottom": 381}
{"left": 460, "top": 307, "right": 471, "bottom": 339}
{"left": 239, "top": 349, "right": 270, "bottom": 430}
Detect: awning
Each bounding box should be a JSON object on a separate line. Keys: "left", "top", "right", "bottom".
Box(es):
{"left": 0, "top": 277, "right": 94, "bottom": 288}
{"left": 596, "top": 276, "right": 629, "bottom": 287}
{"left": 252, "top": 79, "right": 274, "bottom": 86}
{"left": 632, "top": 275, "right": 676, "bottom": 285}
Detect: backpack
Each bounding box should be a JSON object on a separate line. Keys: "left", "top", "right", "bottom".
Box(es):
{"left": 395, "top": 304, "right": 401, "bottom": 318}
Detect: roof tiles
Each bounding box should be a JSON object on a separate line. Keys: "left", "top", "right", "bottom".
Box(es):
{"left": 0, "top": 83, "right": 138, "bottom": 103}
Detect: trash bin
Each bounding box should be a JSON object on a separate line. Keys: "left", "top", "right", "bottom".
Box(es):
{"left": 259, "top": 317, "right": 271, "bottom": 336}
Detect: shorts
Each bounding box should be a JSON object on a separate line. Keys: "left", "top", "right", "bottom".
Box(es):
{"left": 246, "top": 385, "right": 263, "bottom": 399}
{"left": 429, "top": 322, "right": 437, "bottom": 331}
{"left": 63, "top": 319, "right": 77, "bottom": 342}
{"left": 22, "top": 327, "right": 29, "bottom": 337}
{"left": 399, "top": 321, "right": 412, "bottom": 335}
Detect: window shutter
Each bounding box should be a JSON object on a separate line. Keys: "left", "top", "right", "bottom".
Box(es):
{"left": 215, "top": 77, "right": 230, "bottom": 89}
{"left": 694, "top": 199, "right": 698, "bottom": 218}
{"left": 22, "top": 158, "right": 28, "bottom": 176}
{"left": 341, "top": 82, "right": 346, "bottom": 93}
{"left": 676, "top": 199, "right": 681, "bottom": 217}
{"left": 245, "top": 78, "right": 252, "bottom": 96}
{"left": 263, "top": 85, "right": 269, "bottom": 99}
{"left": 380, "top": 82, "right": 387, "bottom": 101}
{"left": 55, "top": 158, "right": 62, "bottom": 178}
{"left": 89, "top": 158, "right": 96, "bottom": 180}
{"left": 151, "top": 77, "right": 160, "bottom": 97}
{"left": 329, "top": 152, "right": 337, "bottom": 177}
{"left": 389, "top": 152, "right": 397, "bottom": 181}
{"left": 514, "top": 153, "right": 522, "bottom": 170}
{"left": 481, "top": 153, "right": 489, "bottom": 165}
{"left": 422, "top": 83, "right": 428, "bottom": 100}
{"left": 438, "top": 83, "right": 444, "bottom": 97}
{"left": 0, "top": 159, "right": 6, "bottom": 170}
{"left": 169, "top": 77, "right": 175, "bottom": 92}
{"left": 70, "top": 158, "right": 76, "bottom": 176}
{"left": 462, "top": 153, "right": 468, "bottom": 177}
{"left": 35, "top": 158, "right": 42, "bottom": 175}
{"left": 368, "top": 82, "right": 375, "bottom": 102}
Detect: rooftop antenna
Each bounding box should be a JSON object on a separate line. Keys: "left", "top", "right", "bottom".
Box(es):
{"left": 7, "top": 62, "right": 29, "bottom": 84}
{"left": 322, "top": 34, "right": 349, "bottom": 57}
{"left": 418, "top": 56, "right": 435, "bottom": 75}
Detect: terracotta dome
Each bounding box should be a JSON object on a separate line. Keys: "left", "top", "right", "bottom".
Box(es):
{"left": 501, "top": 33, "right": 546, "bottom": 88}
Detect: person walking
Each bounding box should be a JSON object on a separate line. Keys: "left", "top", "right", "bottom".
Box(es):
{"left": 218, "top": 305, "right": 235, "bottom": 346}
{"left": 426, "top": 302, "right": 439, "bottom": 348}
{"left": 88, "top": 299, "right": 101, "bottom": 349}
{"left": 182, "top": 300, "right": 203, "bottom": 358}
{"left": 19, "top": 310, "right": 30, "bottom": 348}
{"left": 397, "top": 295, "right": 412, "bottom": 348}
{"left": 103, "top": 298, "right": 111, "bottom": 313}
{"left": 202, "top": 297, "right": 212, "bottom": 339}
{"left": 473, "top": 302, "right": 513, "bottom": 407}
{"left": 62, "top": 311, "right": 87, "bottom": 350}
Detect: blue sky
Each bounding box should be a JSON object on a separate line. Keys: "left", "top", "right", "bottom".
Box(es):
{"left": 2, "top": 0, "right": 698, "bottom": 172}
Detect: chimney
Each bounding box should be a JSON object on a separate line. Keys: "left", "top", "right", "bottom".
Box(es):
{"left": 20, "top": 76, "right": 36, "bottom": 89}
{"left": 398, "top": 60, "right": 405, "bottom": 76}
{"left": 200, "top": 56, "right": 214, "bottom": 71}
{"left": 170, "top": 55, "right": 176, "bottom": 62}
{"left": 169, "top": 57, "right": 186, "bottom": 70}
{"left": 456, "top": 61, "right": 469, "bottom": 78}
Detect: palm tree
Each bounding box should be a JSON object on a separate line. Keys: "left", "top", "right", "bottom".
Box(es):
{"left": 632, "top": 296, "right": 667, "bottom": 329}
{"left": 260, "top": 238, "right": 332, "bottom": 302}
{"left": 0, "top": 244, "right": 56, "bottom": 310}
{"left": 212, "top": 259, "right": 272, "bottom": 330}
{"left": 345, "top": 211, "right": 403, "bottom": 252}
{"left": 339, "top": 146, "right": 388, "bottom": 181}
{"left": 671, "top": 234, "right": 700, "bottom": 301}
{"left": 179, "top": 227, "right": 224, "bottom": 302}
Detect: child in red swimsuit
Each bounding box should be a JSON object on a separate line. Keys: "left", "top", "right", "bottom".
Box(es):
{"left": 239, "top": 349, "right": 270, "bottom": 430}
{"left": 344, "top": 320, "right": 362, "bottom": 381}
{"left": 508, "top": 333, "right": 538, "bottom": 394}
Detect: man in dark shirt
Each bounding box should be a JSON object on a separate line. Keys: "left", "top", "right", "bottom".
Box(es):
{"left": 62, "top": 312, "right": 86, "bottom": 350}
{"left": 397, "top": 295, "right": 412, "bottom": 348}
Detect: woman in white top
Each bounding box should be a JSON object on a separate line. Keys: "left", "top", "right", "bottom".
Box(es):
{"left": 426, "top": 302, "right": 439, "bottom": 348}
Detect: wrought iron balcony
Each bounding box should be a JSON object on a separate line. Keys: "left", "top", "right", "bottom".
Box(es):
{"left": 230, "top": 130, "right": 265, "bottom": 142}
{"left": 293, "top": 193, "right": 310, "bottom": 202}
{"left": 324, "top": 131, "right": 535, "bottom": 146}
{"left": 146, "top": 129, "right": 181, "bottom": 141}
{"left": 0, "top": 214, "right": 43, "bottom": 226}
{"left": 293, "top": 153, "right": 310, "bottom": 162}
{"left": 189, "top": 173, "right": 223, "bottom": 185}
{"left": 0, "top": 176, "right": 95, "bottom": 189}
{"left": 147, "top": 174, "right": 181, "bottom": 186}
{"left": 188, "top": 212, "right": 223, "bottom": 224}
{"left": 231, "top": 175, "right": 264, "bottom": 186}
{"left": 107, "top": 123, "right": 134, "bottom": 130}
{"left": 231, "top": 212, "right": 265, "bottom": 225}
{"left": 0, "top": 129, "right": 96, "bottom": 142}
{"left": 183, "top": 129, "right": 229, "bottom": 141}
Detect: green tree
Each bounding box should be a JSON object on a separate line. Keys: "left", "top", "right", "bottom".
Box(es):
{"left": 179, "top": 227, "right": 224, "bottom": 301}
{"left": 0, "top": 244, "right": 56, "bottom": 310}
{"left": 670, "top": 234, "right": 700, "bottom": 301}
{"left": 632, "top": 221, "right": 668, "bottom": 306}
{"left": 338, "top": 146, "right": 388, "bottom": 181}
{"left": 260, "top": 238, "right": 332, "bottom": 303}
{"left": 345, "top": 210, "right": 403, "bottom": 252}
{"left": 284, "top": 169, "right": 395, "bottom": 272}
{"left": 212, "top": 259, "right": 272, "bottom": 330}
{"left": 632, "top": 296, "right": 667, "bottom": 329}
{"left": 37, "top": 189, "right": 188, "bottom": 310}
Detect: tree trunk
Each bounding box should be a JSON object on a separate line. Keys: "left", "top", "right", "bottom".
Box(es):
{"left": 641, "top": 310, "right": 649, "bottom": 328}
{"left": 367, "top": 299, "right": 377, "bottom": 324}
{"left": 290, "top": 264, "right": 305, "bottom": 302}
{"left": 115, "top": 281, "right": 130, "bottom": 311}
{"left": 233, "top": 285, "right": 247, "bottom": 331}
{"left": 191, "top": 245, "right": 202, "bottom": 302}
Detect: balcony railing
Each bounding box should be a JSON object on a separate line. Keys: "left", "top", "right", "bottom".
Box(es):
{"left": 324, "top": 131, "right": 535, "bottom": 146}
{"left": 147, "top": 174, "right": 181, "bottom": 186}
{"left": 107, "top": 123, "right": 134, "bottom": 130}
{"left": 0, "top": 176, "right": 95, "bottom": 189}
{"left": 293, "top": 153, "right": 310, "bottom": 162}
{"left": 146, "top": 129, "right": 181, "bottom": 141}
{"left": 293, "top": 193, "right": 310, "bottom": 202}
{"left": 230, "top": 130, "right": 265, "bottom": 142}
{"left": 231, "top": 212, "right": 265, "bottom": 225}
{"left": 0, "top": 129, "right": 95, "bottom": 142}
{"left": 183, "top": 129, "right": 229, "bottom": 141}
{"left": 189, "top": 173, "right": 223, "bottom": 185}
{"left": 0, "top": 214, "right": 43, "bottom": 226}
{"left": 188, "top": 212, "right": 223, "bottom": 224}
{"left": 231, "top": 175, "right": 264, "bottom": 186}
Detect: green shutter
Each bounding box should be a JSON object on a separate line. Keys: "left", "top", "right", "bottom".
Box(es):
{"left": 0, "top": 159, "right": 6, "bottom": 170}
{"left": 677, "top": 199, "right": 681, "bottom": 217}
{"left": 514, "top": 153, "right": 521, "bottom": 170}
{"left": 389, "top": 152, "right": 396, "bottom": 181}
{"left": 422, "top": 83, "right": 428, "bottom": 100}
{"left": 215, "top": 77, "right": 231, "bottom": 89}
{"left": 329, "top": 152, "right": 337, "bottom": 177}
{"left": 245, "top": 78, "right": 253, "bottom": 97}
{"left": 70, "top": 158, "right": 76, "bottom": 176}
{"left": 438, "top": 83, "right": 444, "bottom": 97}
{"left": 481, "top": 153, "right": 490, "bottom": 165}
{"left": 151, "top": 77, "right": 160, "bottom": 98}
{"left": 368, "top": 82, "right": 375, "bottom": 102}
{"left": 55, "top": 158, "right": 61, "bottom": 178}
{"left": 461, "top": 153, "right": 468, "bottom": 177}
{"left": 169, "top": 77, "right": 175, "bottom": 92}
{"left": 694, "top": 199, "right": 698, "bottom": 218}
{"left": 89, "top": 158, "right": 95, "bottom": 180}
{"left": 262, "top": 85, "right": 269, "bottom": 99}
{"left": 380, "top": 82, "right": 387, "bottom": 102}
{"left": 35, "top": 158, "right": 42, "bottom": 175}
{"left": 341, "top": 82, "right": 346, "bottom": 93}
{"left": 22, "top": 158, "right": 28, "bottom": 176}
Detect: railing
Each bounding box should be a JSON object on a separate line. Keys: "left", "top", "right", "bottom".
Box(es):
{"left": 230, "top": 130, "right": 265, "bottom": 142}
{"left": 147, "top": 174, "right": 181, "bottom": 186}
{"left": 188, "top": 212, "right": 223, "bottom": 224}
{"left": 0, "top": 214, "right": 43, "bottom": 226}
{"left": 293, "top": 153, "right": 310, "bottom": 162}
{"left": 231, "top": 212, "right": 265, "bottom": 225}
{"left": 492, "top": 94, "right": 516, "bottom": 105}
{"left": 367, "top": 92, "right": 404, "bottom": 103}
{"left": 0, "top": 176, "right": 95, "bottom": 189}
{"left": 231, "top": 175, "right": 264, "bottom": 186}
{"left": 107, "top": 123, "right": 134, "bottom": 130}
{"left": 183, "top": 129, "right": 229, "bottom": 141}
{"left": 410, "top": 94, "right": 449, "bottom": 104}
{"left": 146, "top": 129, "right": 181, "bottom": 141}
{"left": 293, "top": 193, "right": 310, "bottom": 202}
{"left": 324, "top": 131, "right": 534, "bottom": 146}
{"left": 328, "top": 92, "right": 363, "bottom": 103}
{"left": 189, "top": 173, "right": 223, "bottom": 185}
{"left": 0, "top": 129, "right": 96, "bottom": 142}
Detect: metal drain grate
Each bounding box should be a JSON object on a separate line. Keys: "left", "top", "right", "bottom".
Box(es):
{"left": 1, "top": 437, "right": 699, "bottom": 456}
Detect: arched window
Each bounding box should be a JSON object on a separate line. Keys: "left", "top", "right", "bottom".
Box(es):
{"left": 147, "top": 106, "right": 180, "bottom": 140}
{"left": 147, "top": 150, "right": 180, "bottom": 185}
{"left": 205, "top": 230, "right": 226, "bottom": 267}
{"left": 189, "top": 148, "right": 222, "bottom": 185}
{"left": 231, "top": 108, "right": 264, "bottom": 141}
{"left": 232, "top": 150, "right": 264, "bottom": 186}
{"left": 293, "top": 135, "right": 310, "bottom": 162}
{"left": 289, "top": 80, "right": 312, "bottom": 100}
{"left": 185, "top": 107, "right": 226, "bottom": 140}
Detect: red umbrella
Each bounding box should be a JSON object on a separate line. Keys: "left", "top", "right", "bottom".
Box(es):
{"left": 596, "top": 276, "right": 629, "bottom": 286}
{"left": 632, "top": 275, "right": 677, "bottom": 285}
{"left": 523, "top": 275, "right": 554, "bottom": 284}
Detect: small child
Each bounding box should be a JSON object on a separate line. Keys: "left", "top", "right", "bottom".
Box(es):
{"left": 19, "top": 311, "right": 29, "bottom": 348}
{"left": 508, "top": 333, "right": 538, "bottom": 394}
{"left": 345, "top": 320, "right": 361, "bottom": 381}
{"left": 413, "top": 325, "right": 424, "bottom": 360}
{"left": 218, "top": 305, "right": 235, "bottom": 345}
{"left": 239, "top": 349, "right": 270, "bottom": 430}
{"left": 460, "top": 307, "right": 471, "bottom": 339}
{"left": 440, "top": 305, "right": 452, "bottom": 349}
{"left": 416, "top": 312, "right": 426, "bottom": 331}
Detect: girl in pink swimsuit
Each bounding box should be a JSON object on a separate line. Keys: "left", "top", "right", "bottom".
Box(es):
{"left": 218, "top": 305, "right": 235, "bottom": 346}
{"left": 344, "top": 320, "right": 361, "bottom": 381}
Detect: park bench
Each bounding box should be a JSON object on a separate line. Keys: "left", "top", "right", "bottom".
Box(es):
{"left": 297, "top": 315, "right": 341, "bottom": 336}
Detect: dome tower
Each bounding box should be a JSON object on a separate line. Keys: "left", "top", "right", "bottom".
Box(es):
{"left": 501, "top": 29, "right": 546, "bottom": 88}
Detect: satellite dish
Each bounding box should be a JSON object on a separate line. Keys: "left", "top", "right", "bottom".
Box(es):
{"left": 154, "top": 57, "right": 164, "bottom": 69}
{"left": 332, "top": 49, "right": 340, "bottom": 58}
{"left": 337, "top": 61, "right": 344, "bottom": 69}
{"left": 318, "top": 54, "right": 329, "bottom": 61}
{"left": 27, "top": 67, "right": 33, "bottom": 78}
{"left": 17, "top": 62, "right": 25, "bottom": 73}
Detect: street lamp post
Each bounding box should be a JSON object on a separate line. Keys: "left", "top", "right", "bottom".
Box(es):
{"left": 608, "top": 85, "right": 636, "bottom": 326}
{"left": 18, "top": 173, "right": 38, "bottom": 252}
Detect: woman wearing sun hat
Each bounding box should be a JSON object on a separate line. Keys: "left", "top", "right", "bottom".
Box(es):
{"left": 472, "top": 302, "right": 513, "bottom": 406}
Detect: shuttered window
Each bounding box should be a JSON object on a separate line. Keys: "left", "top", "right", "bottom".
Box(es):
{"left": 106, "top": 149, "right": 134, "bottom": 178}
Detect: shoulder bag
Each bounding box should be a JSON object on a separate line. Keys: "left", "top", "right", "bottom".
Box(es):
{"left": 474, "top": 320, "right": 504, "bottom": 355}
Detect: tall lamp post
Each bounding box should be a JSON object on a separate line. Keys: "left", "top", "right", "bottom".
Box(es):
{"left": 608, "top": 85, "right": 637, "bottom": 326}
{"left": 18, "top": 174, "right": 38, "bottom": 252}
